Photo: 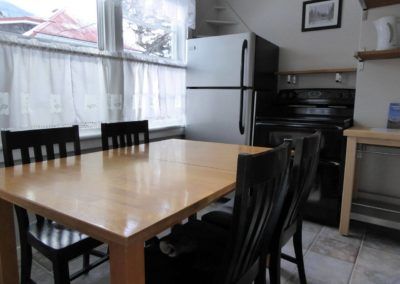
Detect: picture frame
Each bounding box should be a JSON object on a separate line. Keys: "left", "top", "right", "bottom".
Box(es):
{"left": 302, "top": 0, "right": 342, "bottom": 32}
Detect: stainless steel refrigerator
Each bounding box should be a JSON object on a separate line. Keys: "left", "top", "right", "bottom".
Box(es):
{"left": 186, "top": 32, "right": 279, "bottom": 145}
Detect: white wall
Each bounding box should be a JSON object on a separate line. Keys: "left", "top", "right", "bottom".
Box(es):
{"left": 196, "top": 0, "right": 361, "bottom": 88}
{"left": 201, "top": 0, "right": 362, "bottom": 72}
{"left": 354, "top": 5, "right": 400, "bottom": 127}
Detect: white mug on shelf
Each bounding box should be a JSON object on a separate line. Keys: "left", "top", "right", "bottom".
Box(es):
{"left": 374, "top": 16, "right": 400, "bottom": 50}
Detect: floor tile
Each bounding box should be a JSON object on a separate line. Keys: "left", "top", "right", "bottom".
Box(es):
{"left": 276, "top": 260, "right": 299, "bottom": 284}
{"left": 31, "top": 261, "right": 52, "bottom": 284}
{"left": 302, "top": 220, "right": 323, "bottom": 235}
{"left": 310, "top": 235, "right": 360, "bottom": 263}
{"left": 363, "top": 230, "right": 400, "bottom": 256}
{"left": 73, "top": 262, "right": 110, "bottom": 284}
{"left": 320, "top": 225, "right": 364, "bottom": 246}
{"left": 351, "top": 263, "right": 400, "bottom": 284}
{"left": 33, "top": 249, "right": 52, "bottom": 272}
{"left": 301, "top": 251, "right": 353, "bottom": 284}
{"left": 357, "top": 246, "right": 400, "bottom": 275}
{"left": 282, "top": 228, "right": 318, "bottom": 256}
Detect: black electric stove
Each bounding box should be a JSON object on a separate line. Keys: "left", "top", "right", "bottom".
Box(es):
{"left": 253, "top": 89, "right": 355, "bottom": 226}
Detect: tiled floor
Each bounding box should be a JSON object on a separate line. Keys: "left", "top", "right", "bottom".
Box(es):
{"left": 25, "top": 209, "right": 400, "bottom": 284}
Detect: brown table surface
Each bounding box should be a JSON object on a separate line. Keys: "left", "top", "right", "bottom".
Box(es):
{"left": 0, "top": 139, "right": 269, "bottom": 284}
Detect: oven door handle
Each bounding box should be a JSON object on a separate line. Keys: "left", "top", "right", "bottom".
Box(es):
{"left": 255, "top": 121, "right": 344, "bottom": 132}
{"left": 239, "top": 39, "right": 248, "bottom": 135}
{"left": 319, "top": 159, "right": 341, "bottom": 167}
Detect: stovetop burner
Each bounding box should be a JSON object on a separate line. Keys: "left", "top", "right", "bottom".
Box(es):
{"left": 256, "top": 88, "right": 355, "bottom": 128}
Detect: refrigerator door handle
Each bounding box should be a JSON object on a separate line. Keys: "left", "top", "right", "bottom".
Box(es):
{"left": 239, "top": 39, "right": 248, "bottom": 135}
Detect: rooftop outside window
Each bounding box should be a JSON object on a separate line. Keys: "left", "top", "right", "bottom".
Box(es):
{"left": 0, "top": 0, "right": 98, "bottom": 47}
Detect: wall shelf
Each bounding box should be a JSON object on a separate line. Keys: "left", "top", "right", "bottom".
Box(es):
{"left": 205, "top": 20, "right": 238, "bottom": 25}
{"left": 355, "top": 48, "right": 400, "bottom": 61}
{"left": 214, "top": 6, "right": 227, "bottom": 10}
{"left": 275, "top": 68, "right": 357, "bottom": 76}
{"left": 359, "top": 0, "right": 400, "bottom": 10}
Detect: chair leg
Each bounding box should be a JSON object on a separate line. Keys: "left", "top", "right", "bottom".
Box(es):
{"left": 293, "top": 222, "right": 307, "bottom": 284}
{"left": 20, "top": 243, "right": 33, "bottom": 284}
{"left": 83, "top": 253, "right": 90, "bottom": 274}
{"left": 188, "top": 213, "right": 197, "bottom": 222}
{"left": 53, "top": 259, "right": 70, "bottom": 284}
{"left": 255, "top": 253, "right": 268, "bottom": 284}
{"left": 269, "top": 248, "right": 281, "bottom": 284}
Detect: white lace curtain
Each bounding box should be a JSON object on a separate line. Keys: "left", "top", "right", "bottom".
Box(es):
{"left": 0, "top": 41, "right": 186, "bottom": 130}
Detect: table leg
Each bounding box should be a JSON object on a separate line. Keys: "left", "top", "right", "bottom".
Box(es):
{"left": 339, "top": 137, "right": 357, "bottom": 236}
{"left": 109, "top": 240, "right": 145, "bottom": 284}
{"left": 0, "top": 199, "right": 19, "bottom": 284}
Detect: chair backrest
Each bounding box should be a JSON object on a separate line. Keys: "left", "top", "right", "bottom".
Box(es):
{"left": 1, "top": 126, "right": 81, "bottom": 235}
{"left": 215, "top": 142, "right": 291, "bottom": 284}
{"left": 101, "top": 120, "right": 149, "bottom": 150}
{"left": 1, "top": 125, "right": 81, "bottom": 167}
{"left": 283, "top": 131, "right": 322, "bottom": 230}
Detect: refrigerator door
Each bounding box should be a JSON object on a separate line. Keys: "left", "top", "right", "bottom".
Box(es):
{"left": 186, "top": 88, "right": 252, "bottom": 145}
{"left": 187, "top": 33, "right": 255, "bottom": 88}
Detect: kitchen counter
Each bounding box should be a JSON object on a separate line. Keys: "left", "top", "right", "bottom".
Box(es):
{"left": 340, "top": 126, "right": 400, "bottom": 235}
{"left": 344, "top": 127, "right": 400, "bottom": 142}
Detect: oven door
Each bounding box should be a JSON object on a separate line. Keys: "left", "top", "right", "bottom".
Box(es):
{"left": 254, "top": 121, "right": 345, "bottom": 225}
{"left": 304, "top": 159, "right": 342, "bottom": 226}
{"left": 254, "top": 121, "right": 345, "bottom": 162}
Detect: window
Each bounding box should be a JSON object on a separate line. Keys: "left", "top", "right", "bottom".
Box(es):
{"left": 122, "top": 0, "right": 187, "bottom": 62}
{"left": 0, "top": 0, "right": 193, "bottom": 131}
{"left": 0, "top": 0, "right": 98, "bottom": 47}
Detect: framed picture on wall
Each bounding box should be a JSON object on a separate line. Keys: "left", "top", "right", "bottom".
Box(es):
{"left": 302, "top": 0, "right": 342, "bottom": 32}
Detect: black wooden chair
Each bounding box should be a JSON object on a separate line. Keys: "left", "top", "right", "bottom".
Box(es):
{"left": 267, "top": 132, "right": 321, "bottom": 284}
{"left": 101, "top": 120, "right": 149, "bottom": 150}
{"left": 201, "top": 132, "right": 322, "bottom": 284}
{"left": 145, "top": 142, "right": 292, "bottom": 284}
{"left": 1, "top": 126, "right": 108, "bottom": 284}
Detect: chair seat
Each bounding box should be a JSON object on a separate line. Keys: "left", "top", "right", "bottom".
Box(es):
{"left": 145, "top": 220, "right": 228, "bottom": 284}
{"left": 201, "top": 211, "right": 232, "bottom": 230}
{"left": 201, "top": 199, "right": 234, "bottom": 230}
{"left": 27, "top": 221, "right": 102, "bottom": 257}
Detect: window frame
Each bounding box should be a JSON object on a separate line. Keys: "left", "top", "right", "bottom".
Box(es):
{"left": 0, "top": 0, "right": 188, "bottom": 64}
{"left": 117, "top": 0, "right": 187, "bottom": 63}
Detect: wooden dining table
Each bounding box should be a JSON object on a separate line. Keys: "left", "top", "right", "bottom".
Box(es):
{"left": 0, "top": 139, "right": 269, "bottom": 284}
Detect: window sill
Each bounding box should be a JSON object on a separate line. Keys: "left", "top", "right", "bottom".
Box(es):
{"left": 0, "top": 125, "right": 185, "bottom": 152}
{"left": 80, "top": 125, "right": 185, "bottom": 141}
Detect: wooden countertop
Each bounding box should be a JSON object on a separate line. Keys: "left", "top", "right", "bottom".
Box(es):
{"left": 344, "top": 127, "right": 400, "bottom": 141}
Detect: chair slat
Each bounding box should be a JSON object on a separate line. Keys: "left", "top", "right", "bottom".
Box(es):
{"left": 112, "top": 136, "right": 118, "bottom": 149}
{"left": 46, "top": 144, "right": 55, "bottom": 160}
{"left": 119, "top": 134, "right": 126, "bottom": 147}
{"left": 59, "top": 143, "right": 67, "bottom": 158}
{"left": 126, "top": 134, "right": 133, "bottom": 146}
{"left": 21, "top": 147, "right": 30, "bottom": 164}
{"left": 100, "top": 120, "right": 150, "bottom": 151}
{"left": 134, "top": 133, "right": 139, "bottom": 145}
{"left": 33, "top": 146, "right": 43, "bottom": 162}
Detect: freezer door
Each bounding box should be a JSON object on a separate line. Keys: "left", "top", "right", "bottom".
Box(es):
{"left": 187, "top": 33, "right": 255, "bottom": 87}
{"left": 186, "top": 89, "right": 252, "bottom": 145}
